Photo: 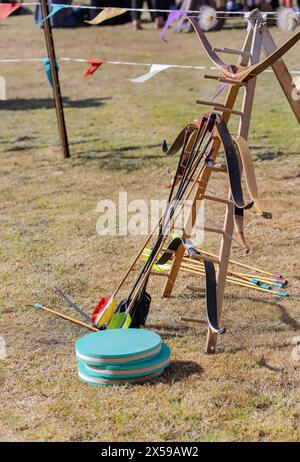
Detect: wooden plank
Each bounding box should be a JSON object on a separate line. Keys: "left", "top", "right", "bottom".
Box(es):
{"left": 40, "top": 0, "right": 70, "bottom": 159}
{"left": 204, "top": 74, "right": 245, "bottom": 86}
{"left": 213, "top": 47, "right": 252, "bottom": 58}
{"left": 181, "top": 317, "right": 207, "bottom": 324}
{"left": 201, "top": 194, "right": 229, "bottom": 205}
{"left": 196, "top": 100, "right": 243, "bottom": 116}
{"left": 162, "top": 243, "right": 186, "bottom": 297}
{"left": 261, "top": 23, "right": 300, "bottom": 124}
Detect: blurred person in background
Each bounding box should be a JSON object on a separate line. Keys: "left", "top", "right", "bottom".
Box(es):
{"left": 131, "top": 0, "right": 172, "bottom": 30}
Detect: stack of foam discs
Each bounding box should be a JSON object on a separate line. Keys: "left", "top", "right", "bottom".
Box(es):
{"left": 75, "top": 329, "right": 170, "bottom": 386}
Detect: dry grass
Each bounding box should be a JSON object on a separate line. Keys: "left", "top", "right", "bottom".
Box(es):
{"left": 0, "top": 12, "right": 299, "bottom": 442}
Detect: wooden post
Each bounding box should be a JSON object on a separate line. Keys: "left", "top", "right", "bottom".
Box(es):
{"left": 40, "top": 0, "right": 70, "bottom": 159}
{"left": 250, "top": 9, "right": 300, "bottom": 125}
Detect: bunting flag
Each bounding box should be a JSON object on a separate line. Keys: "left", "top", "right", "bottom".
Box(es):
{"left": 160, "top": 10, "right": 187, "bottom": 42}
{"left": 211, "top": 82, "right": 229, "bottom": 102}
{"left": 85, "top": 7, "right": 127, "bottom": 25}
{"left": 43, "top": 57, "right": 59, "bottom": 88}
{"left": 39, "top": 3, "right": 69, "bottom": 25}
{"left": 130, "top": 64, "right": 173, "bottom": 83}
{"left": 0, "top": 3, "right": 21, "bottom": 20}
{"left": 84, "top": 59, "right": 106, "bottom": 78}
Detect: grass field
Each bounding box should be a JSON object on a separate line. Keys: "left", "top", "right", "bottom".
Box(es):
{"left": 0, "top": 11, "right": 299, "bottom": 442}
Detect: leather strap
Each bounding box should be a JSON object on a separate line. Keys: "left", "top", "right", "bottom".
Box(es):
{"left": 163, "top": 123, "right": 198, "bottom": 157}
{"left": 233, "top": 136, "right": 272, "bottom": 219}
{"left": 234, "top": 207, "right": 250, "bottom": 254}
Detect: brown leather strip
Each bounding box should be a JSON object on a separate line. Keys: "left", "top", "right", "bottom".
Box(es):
{"left": 233, "top": 208, "right": 250, "bottom": 254}
{"left": 233, "top": 136, "right": 272, "bottom": 219}
{"left": 164, "top": 123, "right": 198, "bottom": 157}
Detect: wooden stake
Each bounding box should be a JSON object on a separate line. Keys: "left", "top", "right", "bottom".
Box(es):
{"left": 181, "top": 317, "right": 206, "bottom": 324}
{"left": 40, "top": 0, "right": 70, "bottom": 159}
{"left": 33, "top": 303, "right": 98, "bottom": 331}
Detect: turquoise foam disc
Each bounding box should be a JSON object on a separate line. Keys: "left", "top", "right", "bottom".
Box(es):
{"left": 82, "top": 343, "right": 170, "bottom": 379}
{"left": 75, "top": 329, "right": 162, "bottom": 365}
{"left": 78, "top": 362, "right": 167, "bottom": 387}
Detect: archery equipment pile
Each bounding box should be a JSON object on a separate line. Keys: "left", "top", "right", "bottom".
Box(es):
{"left": 33, "top": 8, "right": 295, "bottom": 359}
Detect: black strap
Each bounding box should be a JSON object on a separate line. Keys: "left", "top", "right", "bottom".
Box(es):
{"left": 129, "top": 290, "right": 151, "bottom": 328}
{"left": 156, "top": 236, "right": 203, "bottom": 266}
{"left": 157, "top": 237, "right": 225, "bottom": 334}
{"left": 216, "top": 117, "right": 253, "bottom": 210}
{"left": 156, "top": 237, "right": 183, "bottom": 265}
{"left": 203, "top": 261, "right": 226, "bottom": 335}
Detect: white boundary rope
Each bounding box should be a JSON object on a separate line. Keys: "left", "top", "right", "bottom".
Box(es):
{"left": 1, "top": 57, "right": 300, "bottom": 74}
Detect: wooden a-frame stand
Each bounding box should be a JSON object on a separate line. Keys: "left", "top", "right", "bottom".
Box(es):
{"left": 160, "top": 9, "right": 300, "bottom": 354}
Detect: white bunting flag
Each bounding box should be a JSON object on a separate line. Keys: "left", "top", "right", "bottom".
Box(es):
{"left": 130, "top": 64, "right": 173, "bottom": 83}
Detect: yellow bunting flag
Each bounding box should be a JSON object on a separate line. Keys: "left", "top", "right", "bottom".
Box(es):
{"left": 85, "top": 7, "right": 127, "bottom": 25}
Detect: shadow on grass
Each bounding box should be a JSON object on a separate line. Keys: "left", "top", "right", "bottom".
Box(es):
{"left": 256, "top": 356, "right": 284, "bottom": 373}
{"left": 0, "top": 97, "right": 111, "bottom": 111}
{"left": 76, "top": 143, "right": 163, "bottom": 157}
{"left": 147, "top": 322, "right": 198, "bottom": 339}
{"left": 0, "top": 135, "right": 165, "bottom": 169}
{"left": 233, "top": 294, "right": 300, "bottom": 331}
{"left": 160, "top": 360, "right": 204, "bottom": 384}
{"left": 73, "top": 143, "right": 165, "bottom": 171}
{"left": 3, "top": 146, "right": 36, "bottom": 153}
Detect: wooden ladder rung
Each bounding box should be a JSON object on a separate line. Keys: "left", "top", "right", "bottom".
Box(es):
{"left": 218, "top": 77, "right": 246, "bottom": 86}
{"left": 181, "top": 317, "right": 206, "bottom": 325}
{"left": 213, "top": 47, "right": 252, "bottom": 58}
{"left": 204, "top": 74, "right": 223, "bottom": 81}
{"left": 203, "top": 74, "right": 245, "bottom": 86}
{"left": 201, "top": 194, "right": 229, "bottom": 205}
{"left": 186, "top": 284, "right": 205, "bottom": 292}
{"left": 196, "top": 100, "right": 243, "bottom": 116}
{"left": 161, "top": 248, "right": 175, "bottom": 255}
{"left": 150, "top": 271, "right": 169, "bottom": 277}
{"left": 206, "top": 161, "right": 227, "bottom": 173}
{"left": 204, "top": 226, "right": 225, "bottom": 235}
{"left": 187, "top": 254, "right": 220, "bottom": 264}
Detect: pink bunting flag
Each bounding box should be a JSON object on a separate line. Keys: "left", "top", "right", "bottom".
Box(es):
{"left": 0, "top": 3, "right": 21, "bottom": 20}
{"left": 160, "top": 10, "right": 187, "bottom": 42}
{"left": 84, "top": 59, "right": 106, "bottom": 78}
